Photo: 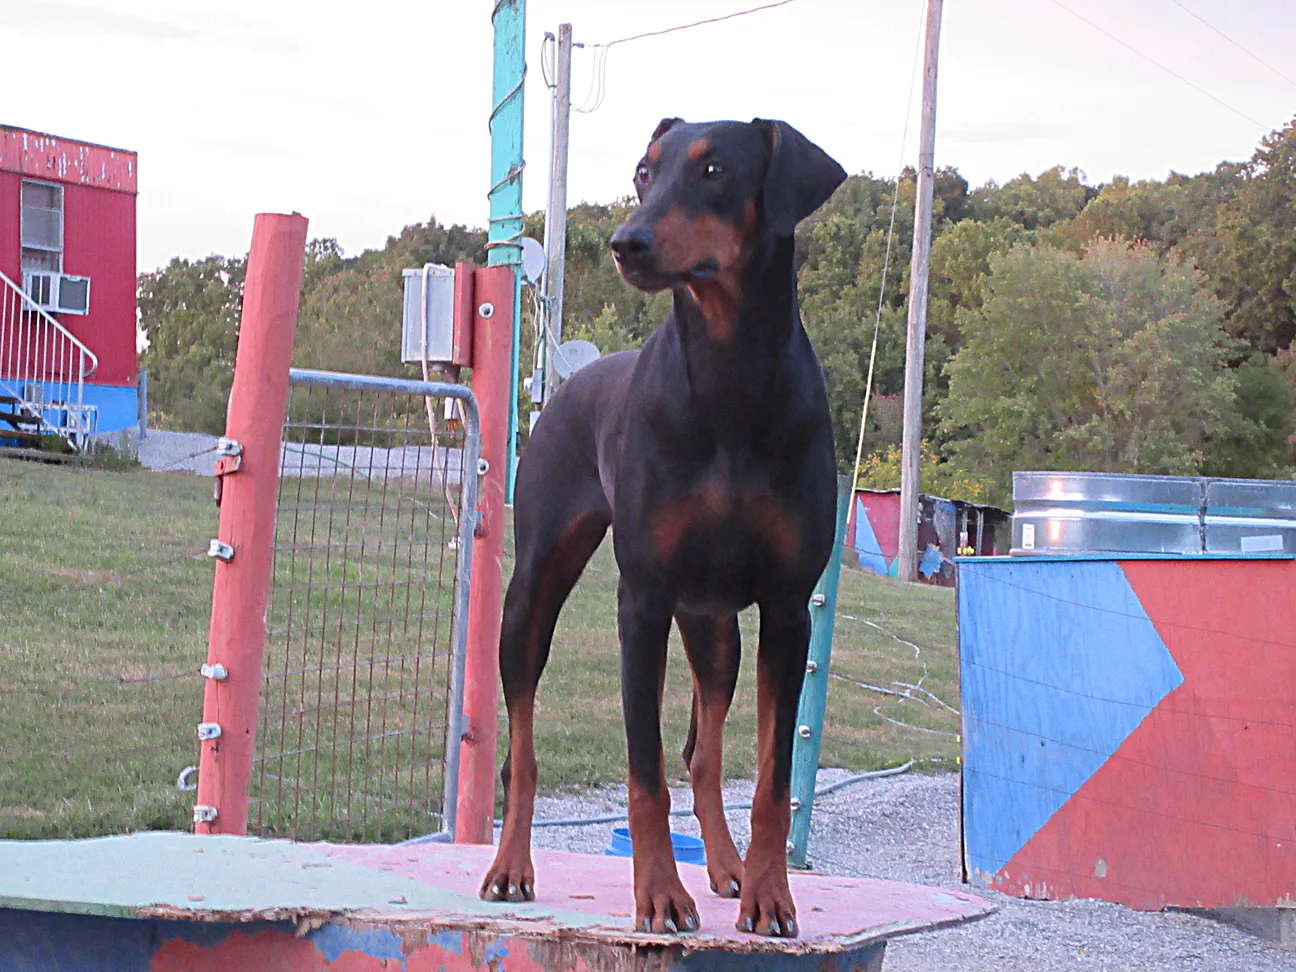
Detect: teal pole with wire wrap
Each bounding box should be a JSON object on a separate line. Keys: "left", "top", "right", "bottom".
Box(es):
{"left": 487, "top": 0, "right": 526, "bottom": 503}
{"left": 787, "top": 475, "right": 852, "bottom": 868}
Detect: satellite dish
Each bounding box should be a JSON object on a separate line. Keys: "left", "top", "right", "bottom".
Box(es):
{"left": 519, "top": 237, "right": 547, "bottom": 287}
{"left": 552, "top": 339, "right": 601, "bottom": 379}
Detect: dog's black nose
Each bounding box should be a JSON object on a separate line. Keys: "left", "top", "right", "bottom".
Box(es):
{"left": 609, "top": 224, "right": 654, "bottom": 260}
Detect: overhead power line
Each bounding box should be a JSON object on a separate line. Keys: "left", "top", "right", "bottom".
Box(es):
{"left": 590, "top": 0, "right": 805, "bottom": 50}
{"left": 1047, "top": 0, "right": 1267, "bottom": 130}
{"left": 1164, "top": 0, "right": 1296, "bottom": 90}
{"left": 574, "top": 0, "right": 807, "bottom": 114}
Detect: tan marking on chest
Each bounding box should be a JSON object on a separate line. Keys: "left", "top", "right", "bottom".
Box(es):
{"left": 651, "top": 487, "right": 802, "bottom": 566}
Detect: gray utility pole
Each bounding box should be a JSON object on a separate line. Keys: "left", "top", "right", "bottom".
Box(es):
{"left": 897, "top": 0, "right": 944, "bottom": 583}
{"left": 540, "top": 22, "right": 573, "bottom": 405}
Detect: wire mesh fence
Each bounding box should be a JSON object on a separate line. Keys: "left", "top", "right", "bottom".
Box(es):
{"left": 248, "top": 369, "right": 478, "bottom": 844}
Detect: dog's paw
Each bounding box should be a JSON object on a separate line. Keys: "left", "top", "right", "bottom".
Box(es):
{"left": 634, "top": 873, "right": 700, "bottom": 934}
{"left": 479, "top": 852, "right": 536, "bottom": 903}
{"left": 706, "top": 853, "right": 744, "bottom": 899}
{"left": 735, "top": 872, "right": 798, "bottom": 938}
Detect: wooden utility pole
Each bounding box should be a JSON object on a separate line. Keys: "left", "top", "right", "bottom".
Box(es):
{"left": 897, "top": 0, "right": 944, "bottom": 583}
{"left": 540, "top": 23, "right": 573, "bottom": 405}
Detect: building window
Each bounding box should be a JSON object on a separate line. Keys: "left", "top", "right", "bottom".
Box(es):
{"left": 21, "top": 180, "right": 63, "bottom": 273}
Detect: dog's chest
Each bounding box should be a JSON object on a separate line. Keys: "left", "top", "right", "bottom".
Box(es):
{"left": 644, "top": 470, "right": 804, "bottom": 606}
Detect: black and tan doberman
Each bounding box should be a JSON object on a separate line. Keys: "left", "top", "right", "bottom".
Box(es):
{"left": 479, "top": 117, "right": 846, "bottom": 938}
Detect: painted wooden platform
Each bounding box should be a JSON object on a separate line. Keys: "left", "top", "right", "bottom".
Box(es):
{"left": 0, "top": 832, "right": 993, "bottom": 970}
{"left": 959, "top": 555, "right": 1296, "bottom": 910}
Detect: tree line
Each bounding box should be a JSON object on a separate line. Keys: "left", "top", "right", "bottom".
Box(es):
{"left": 139, "top": 116, "right": 1296, "bottom": 506}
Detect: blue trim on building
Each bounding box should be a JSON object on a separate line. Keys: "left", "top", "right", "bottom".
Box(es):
{"left": 18, "top": 381, "right": 138, "bottom": 435}
{"left": 956, "top": 553, "right": 1296, "bottom": 563}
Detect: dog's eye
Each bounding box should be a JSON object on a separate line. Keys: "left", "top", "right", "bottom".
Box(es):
{"left": 703, "top": 162, "right": 724, "bottom": 180}
{"left": 635, "top": 163, "right": 651, "bottom": 182}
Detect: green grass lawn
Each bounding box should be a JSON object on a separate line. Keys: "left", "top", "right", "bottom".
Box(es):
{"left": 0, "top": 460, "right": 958, "bottom": 840}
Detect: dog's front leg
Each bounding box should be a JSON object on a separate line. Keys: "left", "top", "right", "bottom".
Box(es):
{"left": 619, "top": 578, "right": 699, "bottom": 934}
{"left": 739, "top": 596, "right": 811, "bottom": 938}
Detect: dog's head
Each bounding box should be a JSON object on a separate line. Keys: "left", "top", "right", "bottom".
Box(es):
{"left": 609, "top": 118, "right": 846, "bottom": 293}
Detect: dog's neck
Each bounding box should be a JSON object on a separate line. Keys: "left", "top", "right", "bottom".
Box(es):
{"left": 669, "top": 234, "right": 802, "bottom": 428}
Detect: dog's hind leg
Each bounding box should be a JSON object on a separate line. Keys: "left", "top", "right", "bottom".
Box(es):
{"left": 677, "top": 610, "right": 745, "bottom": 898}
{"left": 479, "top": 482, "right": 609, "bottom": 903}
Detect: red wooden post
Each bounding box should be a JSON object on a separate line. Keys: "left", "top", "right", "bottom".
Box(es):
{"left": 455, "top": 265, "right": 515, "bottom": 843}
{"left": 194, "top": 212, "right": 309, "bottom": 835}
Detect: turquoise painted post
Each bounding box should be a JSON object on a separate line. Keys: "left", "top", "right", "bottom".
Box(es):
{"left": 487, "top": 0, "right": 526, "bottom": 502}
{"left": 787, "top": 476, "right": 852, "bottom": 868}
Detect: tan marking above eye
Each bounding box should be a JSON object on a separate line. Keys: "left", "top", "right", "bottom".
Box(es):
{"left": 687, "top": 138, "right": 711, "bottom": 161}
{"left": 647, "top": 142, "right": 663, "bottom": 164}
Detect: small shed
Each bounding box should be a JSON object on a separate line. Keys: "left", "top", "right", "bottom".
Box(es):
{"left": 1, "top": 125, "right": 139, "bottom": 435}
{"left": 846, "top": 488, "right": 1010, "bottom": 586}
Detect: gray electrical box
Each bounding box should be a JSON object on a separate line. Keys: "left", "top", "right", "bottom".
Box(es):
{"left": 401, "top": 265, "right": 460, "bottom": 364}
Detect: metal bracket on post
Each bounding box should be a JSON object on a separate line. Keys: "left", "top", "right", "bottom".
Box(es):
{"left": 197, "top": 722, "right": 222, "bottom": 740}
{"left": 193, "top": 805, "right": 218, "bottom": 825}
{"left": 200, "top": 663, "right": 228, "bottom": 681}
{"left": 213, "top": 438, "right": 243, "bottom": 506}
{"left": 207, "top": 539, "right": 235, "bottom": 563}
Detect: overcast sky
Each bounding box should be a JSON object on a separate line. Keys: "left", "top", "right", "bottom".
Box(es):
{"left": 4, "top": 0, "right": 1294, "bottom": 271}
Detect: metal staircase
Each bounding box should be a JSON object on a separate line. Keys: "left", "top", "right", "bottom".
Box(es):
{"left": 0, "top": 269, "right": 98, "bottom": 454}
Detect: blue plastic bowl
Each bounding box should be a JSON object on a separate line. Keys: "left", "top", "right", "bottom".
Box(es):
{"left": 605, "top": 826, "right": 706, "bottom": 866}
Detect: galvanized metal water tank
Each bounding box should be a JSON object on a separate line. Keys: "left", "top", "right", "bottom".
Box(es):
{"left": 1011, "top": 471, "right": 1296, "bottom": 556}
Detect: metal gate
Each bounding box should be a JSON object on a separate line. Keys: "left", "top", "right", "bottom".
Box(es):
{"left": 249, "top": 368, "right": 479, "bottom": 843}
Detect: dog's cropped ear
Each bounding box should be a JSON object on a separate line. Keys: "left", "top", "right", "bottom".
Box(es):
{"left": 753, "top": 119, "right": 847, "bottom": 237}
{"left": 652, "top": 117, "right": 684, "bottom": 141}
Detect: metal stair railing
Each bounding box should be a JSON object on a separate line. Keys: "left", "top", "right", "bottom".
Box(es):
{"left": 0, "top": 269, "right": 99, "bottom": 451}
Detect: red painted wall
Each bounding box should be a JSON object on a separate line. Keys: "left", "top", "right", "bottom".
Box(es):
{"left": 0, "top": 171, "right": 18, "bottom": 285}
{"left": 61, "top": 181, "right": 137, "bottom": 385}
{"left": 0, "top": 128, "right": 138, "bottom": 387}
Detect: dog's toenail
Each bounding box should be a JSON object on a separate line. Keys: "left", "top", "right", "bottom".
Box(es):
{"left": 523, "top": 884, "right": 533, "bottom": 899}
{"left": 665, "top": 919, "right": 677, "bottom": 933}
{"left": 730, "top": 879, "right": 740, "bottom": 893}
{"left": 710, "top": 881, "right": 717, "bottom": 893}
{"left": 786, "top": 919, "right": 796, "bottom": 935}
{"left": 643, "top": 917, "right": 651, "bottom": 932}
{"left": 742, "top": 917, "right": 754, "bottom": 932}
{"left": 685, "top": 915, "right": 698, "bottom": 931}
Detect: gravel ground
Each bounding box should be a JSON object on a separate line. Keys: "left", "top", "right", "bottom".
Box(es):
{"left": 105, "top": 429, "right": 465, "bottom": 481}
{"left": 516, "top": 771, "right": 1290, "bottom": 971}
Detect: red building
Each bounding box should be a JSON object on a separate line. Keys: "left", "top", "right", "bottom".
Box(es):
{"left": 1, "top": 125, "right": 139, "bottom": 438}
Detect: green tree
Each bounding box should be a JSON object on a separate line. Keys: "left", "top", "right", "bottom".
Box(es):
{"left": 939, "top": 238, "right": 1239, "bottom": 504}
{"left": 969, "top": 166, "right": 1094, "bottom": 230}
{"left": 138, "top": 255, "right": 246, "bottom": 433}
{"left": 1046, "top": 177, "right": 1185, "bottom": 253}
{"left": 1205, "top": 116, "right": 1296, "bottom": 352}
{"left": 1200, "top": 354, "right": 1296, "bottom": 478}
{"left": 927, "top": 217, "right": 1028, "bottom": 353}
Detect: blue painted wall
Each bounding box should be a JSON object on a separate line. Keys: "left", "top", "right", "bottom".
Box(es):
{"left": 16, "top": 380, "right": 138, "bottom": 434}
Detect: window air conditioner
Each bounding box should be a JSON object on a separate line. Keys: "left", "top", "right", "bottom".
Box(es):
{"left": 22, "top": 271, "right": 91, "bottom": 315}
